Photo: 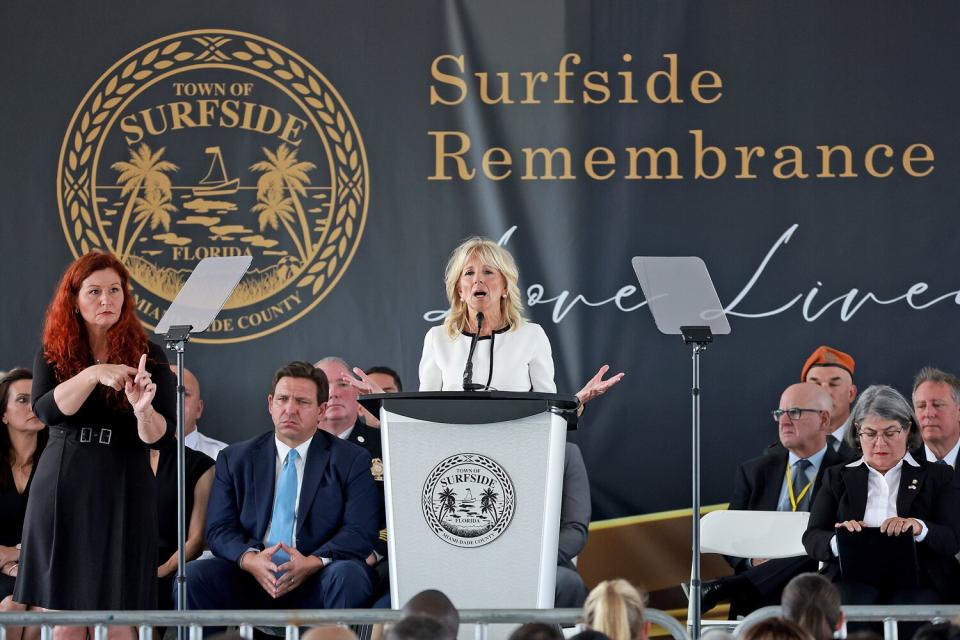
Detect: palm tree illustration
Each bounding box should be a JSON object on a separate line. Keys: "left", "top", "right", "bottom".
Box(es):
{"left": 250, "top": 144, "right": 316, "bottom": 261}
{"left": 111, "top": 144, "right": 178, "bottom": 257}
{"left": 251, "top": 186, "right": 305, "bottom": 262}
{"left": 122, "top": 189, "right": 177, "bottom": 260}
{"left": 437, "top": 487, "right": 457, "bottom": 522}
{"left": 480, "top": 488, "right": 499, "bottom": 522}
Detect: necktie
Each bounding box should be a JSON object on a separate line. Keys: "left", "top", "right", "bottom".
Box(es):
{"left": 826, "top": 434, "right": 839, "bottom": 451}
{"left": 267, "top": 449, "right": 299, "bottom": 568}
{"left": 783, "top": 459, "right": 813, "bottom": 512}
{"left": 935, "top": 459, "right": 949, "bottom": 466}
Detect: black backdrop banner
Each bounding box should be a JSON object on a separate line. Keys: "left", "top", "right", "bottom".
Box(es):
{"left": 2, "top": 1, "right": 958, "bottom": 519}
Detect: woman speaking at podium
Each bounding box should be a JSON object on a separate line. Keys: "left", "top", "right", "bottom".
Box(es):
{"left": 354, "top": 236, "right": 622, "bottom": 401}
{"left": 418, "top": 236, "right": 622, "bottom": 398}
{"left": 15, "top": 252, "right": 175, "bottom": 628}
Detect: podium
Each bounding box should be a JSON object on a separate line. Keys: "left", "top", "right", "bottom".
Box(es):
{"left": 360, "top": 391, "right": 578, "bottom": 610}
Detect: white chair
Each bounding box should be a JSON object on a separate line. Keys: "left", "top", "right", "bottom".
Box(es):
{"left": 700, "top": 509, "right": 810, "bottom": 558}
{"left": 688, "top": 510, "right": 811, "bottom": 631}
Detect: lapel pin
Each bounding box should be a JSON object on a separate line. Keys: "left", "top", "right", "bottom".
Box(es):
{"left": 357, "top": 435, "right": 365, "bottom": 443}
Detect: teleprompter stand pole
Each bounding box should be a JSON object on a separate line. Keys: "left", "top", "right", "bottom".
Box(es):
{"left": 164, "top": 324, "right": 193, "bottom": 640}
{"left": 680, "top": 325, "right": 713, "bottom": 640}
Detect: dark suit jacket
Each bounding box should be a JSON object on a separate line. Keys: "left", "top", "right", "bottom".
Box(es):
{"left": 727, "top": 443, "right": 851, "bottom": 572}
{"left": 346, "top": 419, "right": 386, "bottom": 556}
{"left": 560, "top": 443, "right": 590, "bottom": 570}
{"left": 206, "top": 429, "right": 382, "bottom": 564}
{"left": 802, "top": 460, "right": 960, "bottom": 601}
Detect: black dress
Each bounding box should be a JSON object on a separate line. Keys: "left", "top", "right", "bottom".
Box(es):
{"left": 0, "top": 456, "right": 43, "bottom": 600}
{"left": 15, "top": 342, "right": 175, "bottom": 609}
{"left": 155, "top": 439, "right": 214, "bottom": 610}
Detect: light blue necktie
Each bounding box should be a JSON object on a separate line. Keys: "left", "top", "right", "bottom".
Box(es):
{"left": 266, "top": 448, "right": 299, "bottom": 569}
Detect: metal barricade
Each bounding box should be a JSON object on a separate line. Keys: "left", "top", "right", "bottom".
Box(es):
{"left": 0, "top": 608, "right": 689, "bottom": 640}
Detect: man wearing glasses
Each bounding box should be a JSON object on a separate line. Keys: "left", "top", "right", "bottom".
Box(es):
{"left": 699, "top": 382, "right": 856, "bottom": 617}
{"left": 911, "top": 367, "right": 960, "bottom": 468}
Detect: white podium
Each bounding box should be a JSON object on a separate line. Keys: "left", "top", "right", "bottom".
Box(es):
{"left": 361, "top": 392, "right": 577, "bottom": 610}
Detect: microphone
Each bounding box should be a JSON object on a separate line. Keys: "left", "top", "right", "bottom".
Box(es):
{"left": 463, "top": 312, "right": 484, "bottom": 391}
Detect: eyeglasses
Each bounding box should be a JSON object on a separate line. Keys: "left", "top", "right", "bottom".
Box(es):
{"left": 771, "top": 407, "right": 822, "bottom": 422}
{"left": 856, "top": 426, "right": 905, "bottom": 442}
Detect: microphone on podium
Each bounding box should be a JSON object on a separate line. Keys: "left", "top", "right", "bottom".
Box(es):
{"left": 462, "top": 312, "right": 484, "bottom": 391}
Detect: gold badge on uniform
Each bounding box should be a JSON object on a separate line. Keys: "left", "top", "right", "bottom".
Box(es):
{"left": 371, "top": 457, "right": 384, "bottom": 481}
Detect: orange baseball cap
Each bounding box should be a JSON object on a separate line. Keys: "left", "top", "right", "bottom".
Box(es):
{"left": 801, "top": 345, "right": 855, "bottom": 381}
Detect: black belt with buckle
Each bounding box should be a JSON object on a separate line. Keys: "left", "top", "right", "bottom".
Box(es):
{"left": 51, "top": 425, "right": 114, "bottom": 445}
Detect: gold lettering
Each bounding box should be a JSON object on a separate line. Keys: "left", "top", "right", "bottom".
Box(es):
{"left": 816, "top": 145, "right": 857, "bottom": 178}
{"left": 430, "top": 54, "right": 467, "bottom": 106}
{"left": 520, "top": 71, "right": 549, "bottom": 104}
{"left": 481, "top": 147, "right": 512, "bottom": 180}
{"left": 646, "top": 53, "right": 682, "bottom": 104}
{"left": 692, "top": 129, "right": 727, "bottom": 180}
{"left": 735, "top": 146, "right": 766, "bottom": 179}
{"left": 864, "top": 144, "right": 894, "bottom": 178}
{"left": 903, "top": 143, "right": 934, "bottom": 177}
{"left": 583, "top": 71, "right": 610, "bottom": 104}
{"left": 584, "top": 147, "right": 616, "bottom": 180}
{"left": 521, "top": 147, "right": 574, "bottom": 180}
{"left": 773, "top": 146, "right": 808, "bottom": 179}
{"left": 690, "top": 70, "right": 722, "bottom": 104}
{"left": 625, "top": 146, "right": 681, "bottom": 180}
{"left": 428, "top": 131, "right": 476, "bottom": 180}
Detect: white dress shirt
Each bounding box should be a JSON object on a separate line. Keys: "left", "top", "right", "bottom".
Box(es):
{"left": 924, "top": 440, "right": 960, "bottom": 468}
{"left": 184, "top": 429, "right": 228, "bottom": 460}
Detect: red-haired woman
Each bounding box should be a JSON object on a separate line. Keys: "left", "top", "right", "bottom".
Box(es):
{"left": 14, "top": 252, "right": 174, "bottom": 629}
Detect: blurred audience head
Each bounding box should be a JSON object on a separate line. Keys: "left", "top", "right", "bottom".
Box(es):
{"left": 386, "top": 615, "right": 452, "bottom": 640}
{"left": 781, "top": 573, "right": 843, "bottom": 640}
{"left": 169, "top": 365, "right": 204, "bottom": 435}
{"left": 582, "top": 579, "right": 649, "bottom": 640}
{"left": 508, "top": 623, "right": 563, "bottom": 640}
{"left": 301, "top": 626, "right": 359, "bottom": 640}
{"left": 740, "top": 618, "right": 813, "bottom": 640}
{"left": 401, "top": 589, "right": 459, "bottom": 638}
{"left": 912, "top": 623, "right": 960, "bottom": 640}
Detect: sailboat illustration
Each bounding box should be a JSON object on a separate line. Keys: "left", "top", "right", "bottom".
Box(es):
{"left": 460, "top": 489, "right": 476, "bottom": 504}
{"left": 192, "top": 146, "right": 240, "bottom": 197}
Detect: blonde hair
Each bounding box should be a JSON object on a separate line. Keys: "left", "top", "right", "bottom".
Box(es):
{"left": 583, "top": 580, "right": 647, "bottom": 640}
{"left": 442, "top": 236, "right": 524, "bottom": 339}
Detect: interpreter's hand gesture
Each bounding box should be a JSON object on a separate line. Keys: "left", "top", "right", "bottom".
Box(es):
{"left": 274, "top": 543, "right": 323, "bottom": 597}
{"left": 92, "top": 363, "right": 138, "bottom": 391}
{"left": 835, "top": 520, "right": 867, "bottom": 533}
{"left": 240, "top": 543, "right": 283, "bottom": 597}
{"left": 125, "top": 354, "right": 157, "bottom": 419}
{"left": 575, "top": 364, "right": 625, "bottom": 406}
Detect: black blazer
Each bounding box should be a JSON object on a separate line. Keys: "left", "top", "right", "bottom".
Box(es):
{"left": 802, "top": 460, "right": 960, "bottom": 601}
{"left": 726, "top": 443, "right": 852, "bottom": 572}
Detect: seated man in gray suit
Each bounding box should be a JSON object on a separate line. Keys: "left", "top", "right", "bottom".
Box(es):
{"left": 556, "top": 442, "right": 591, "bottom": 607}
{"left": 182, "top": 361, "right": 381, "bottom": 618}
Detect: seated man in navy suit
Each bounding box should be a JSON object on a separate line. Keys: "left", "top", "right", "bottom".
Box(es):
{"left": 182, "top": 361, "right": 381, "bottom": 613}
